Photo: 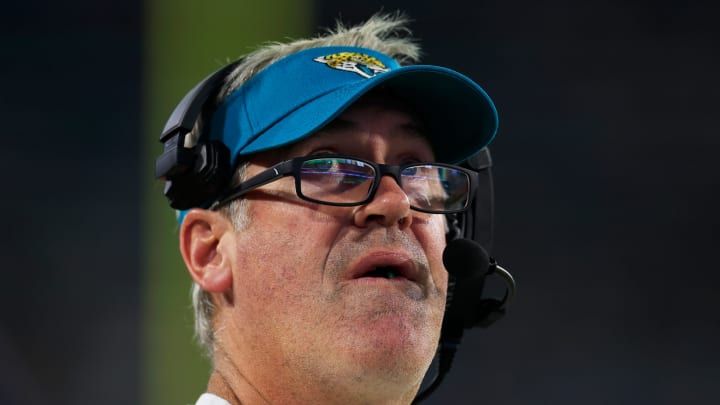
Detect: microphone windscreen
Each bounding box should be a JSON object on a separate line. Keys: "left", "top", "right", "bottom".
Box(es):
{"left": 442, "top": 238, "right": 490, "bottom": 280}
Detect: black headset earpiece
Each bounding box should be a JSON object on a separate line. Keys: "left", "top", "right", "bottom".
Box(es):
{"left": 458, "top": 147, "right": 494, "bottom": 249}
{"left": 415, "top": 147, "right": 515, "bottom": 403}
{"left": 447, "top": 147, "right": 511, "bottom": 328}
{"left": 155, "top": 60, "right": 244, "bottom": 210}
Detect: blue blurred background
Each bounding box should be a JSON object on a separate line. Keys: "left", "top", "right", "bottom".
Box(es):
{"left": 1, "top": 0, "right": 719, "bottom": 404}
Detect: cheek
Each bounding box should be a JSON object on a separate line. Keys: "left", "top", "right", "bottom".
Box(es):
{"left": 233, "top": 202, "right": 343, "bottom": 295}
{"left": 415, "top": 215, "right": 447, "bottom": 260}
{"left": 413, "top": 215, "right": 449, "bottom": 289}
{"left": 228, "top": 227, "right": 317, "bottom": 333}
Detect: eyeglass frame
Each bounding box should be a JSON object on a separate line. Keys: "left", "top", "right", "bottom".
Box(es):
{"left": 211, "top": 155, "right": 479, "bottom": 214}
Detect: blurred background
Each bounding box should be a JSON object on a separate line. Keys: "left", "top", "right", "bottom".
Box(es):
{"left": 1, "top": 0, "right": 718, "bottom": 404}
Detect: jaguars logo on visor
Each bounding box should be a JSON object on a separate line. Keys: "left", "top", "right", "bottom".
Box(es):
{"left": 313, "top": 52, "right": 389, "bottom": 79}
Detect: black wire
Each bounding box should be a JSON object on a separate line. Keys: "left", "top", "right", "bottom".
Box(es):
{"left": 412, "top": 341, "right": 459, "bottom": 403}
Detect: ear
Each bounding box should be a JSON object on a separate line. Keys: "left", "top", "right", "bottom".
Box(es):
{"left": 179, "top": 209, "right": 235, "bottom": 293}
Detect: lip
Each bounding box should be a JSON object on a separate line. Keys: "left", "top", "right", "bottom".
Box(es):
{"left": 347, "top": 251, "right": 420, "bottom": 283}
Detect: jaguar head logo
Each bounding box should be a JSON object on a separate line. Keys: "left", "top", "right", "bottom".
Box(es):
{"left": 313, "top": 52, "right": 389, "bottom": 79}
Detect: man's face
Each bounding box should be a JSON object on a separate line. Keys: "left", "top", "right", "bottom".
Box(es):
{"left": 217, "top": 99, "right": 449, "bottom": 399}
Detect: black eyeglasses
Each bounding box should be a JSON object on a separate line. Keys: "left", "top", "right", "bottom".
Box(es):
{"left": 213, "top": 155, "right": 478, "bottom": 214}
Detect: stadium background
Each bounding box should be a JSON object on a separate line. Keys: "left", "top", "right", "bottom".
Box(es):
{"left": 1, "top": 0, "right": 718, "bottom": 404}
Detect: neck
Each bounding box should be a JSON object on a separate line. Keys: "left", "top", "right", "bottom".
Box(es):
{"left": 208, "top": 353, "right": 275, "bottom": 405}
{"left": 207, "top": 371, "right": 243, "bottom": 405}
{"left": 209, "top": 320, "right": 422, "bottom": 404}
{"left": 207, "top": 366, "right": 419, "bottom": 405}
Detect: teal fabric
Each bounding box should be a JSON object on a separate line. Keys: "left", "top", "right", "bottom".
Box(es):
{"left": 209, "top": 46, "right": 498, "bottom": 166}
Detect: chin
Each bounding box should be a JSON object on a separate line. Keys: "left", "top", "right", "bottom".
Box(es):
{"left": 340, "top": 313, "right": 439, "bottom": 383}
{"left": 324, "top": 289, "right": 444, "bottom": 385}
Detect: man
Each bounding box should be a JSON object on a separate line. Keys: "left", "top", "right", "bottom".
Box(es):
{"left": 156, "top": 13, "right": 499, "bottom": 405}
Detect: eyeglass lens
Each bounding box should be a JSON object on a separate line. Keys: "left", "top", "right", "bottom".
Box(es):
{"left": 298, "top": 158, "right": 469, "bottom": 212}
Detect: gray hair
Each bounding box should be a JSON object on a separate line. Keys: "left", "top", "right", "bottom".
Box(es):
{"left": 188, "top": 11, "right": 423, "bottom": 359}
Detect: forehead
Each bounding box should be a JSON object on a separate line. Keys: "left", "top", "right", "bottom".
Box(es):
{"left": 291, "top": 93, "right": 431, "bottom": 154}
{"left": 346, "top": 90, "right": 424, "bottom": 119}
{"left": 245, "top": 92, "right": 435, "bottom": 166}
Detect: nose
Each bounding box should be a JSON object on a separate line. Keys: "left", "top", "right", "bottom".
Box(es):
{"left": 353, "top": 175, "right": 412, "bottom": 229}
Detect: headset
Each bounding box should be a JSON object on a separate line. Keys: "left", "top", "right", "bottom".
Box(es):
{"left": 413, "top": 149, "right": 516, "bottom": 403}
{"left": 155, "top": 59, "right": 515, "bottom": 402}
{"left": 155, "top": 60, "right": 243, "bottom": 211}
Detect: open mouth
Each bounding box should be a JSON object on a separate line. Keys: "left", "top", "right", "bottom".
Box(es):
{"left": 348, "top": 252, "right": 419, "bottom": 284}
{"left": 361, "top": 266, "right": 403, "bottom": 279}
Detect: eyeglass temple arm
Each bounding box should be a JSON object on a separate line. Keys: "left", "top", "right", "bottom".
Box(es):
{"left": 211, "top": 160, "right": 294, "bottom": 209}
